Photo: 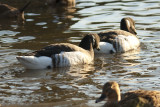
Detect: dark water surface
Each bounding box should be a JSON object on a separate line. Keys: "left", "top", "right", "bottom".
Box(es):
{"left": 0, "top": 0, "right": 160, "bottom": 106}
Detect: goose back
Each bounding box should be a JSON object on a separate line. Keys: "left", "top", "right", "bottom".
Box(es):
{"left": 33, "top": 43, "right": 83, "bottom": 57}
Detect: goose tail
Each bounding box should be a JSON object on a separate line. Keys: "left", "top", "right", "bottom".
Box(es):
{"left": 16, "top": 56, "right": 52, "bottom": 69}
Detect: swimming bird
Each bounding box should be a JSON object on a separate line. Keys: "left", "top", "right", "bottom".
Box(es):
{"left": 0, "top": 1, "right": 31, "bottom": 22}
{"left": 95, "top": 17, "right": 140, "bottom": 54}
{"left": 16, "top": 33, "right": 100, "bottom": 69}
{"left": 95, "top": 81, "right": 160, "bottom": 107}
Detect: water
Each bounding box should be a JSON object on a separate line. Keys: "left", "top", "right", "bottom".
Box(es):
{"left": 0, "top": 0, "right": 160, "bottom": 106}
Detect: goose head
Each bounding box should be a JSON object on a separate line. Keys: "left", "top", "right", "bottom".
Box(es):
{"left": 120, "top": 17, "right": 137, "bottom": 35}
{"left": 79, "top": 33, "right": 100, "bottom": 51}
{"left": 96, "top": 81, "right": 121, "bottom": 103}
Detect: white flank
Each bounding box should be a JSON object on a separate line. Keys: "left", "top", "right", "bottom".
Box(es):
{"left": 16, "top": 56, "right": 52, "bottom": 69}
{"left": 115, "top": 35, "right": 140, "bottom": 52}
{"left": 53, "top": 51, "right": 93, "bottom": 67}
{"left": 94, "top": 42, "right": 116, "bottom": 54}
{"left": 95, "top": 35, "right": 140, "bottom": 54}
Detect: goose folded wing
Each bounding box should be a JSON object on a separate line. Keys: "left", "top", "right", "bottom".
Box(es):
{"left": 31, "top": 43, "right": 79, "bottom": 57}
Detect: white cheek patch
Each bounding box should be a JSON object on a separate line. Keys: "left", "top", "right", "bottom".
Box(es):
{"left": 126, "top": 19, "right": 130, "bottom": 28}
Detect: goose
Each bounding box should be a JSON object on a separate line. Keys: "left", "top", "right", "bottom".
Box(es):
{"left": 0, "top": 1, "right": 31, "bottom": 22}
{"left": 16, "top": 33, "right": 100, "bottom": 69}
{"left": 95, "top": 17, "right": 140, "bottom": 54}
{"left": 95, "top": 81, "right": 160, "bottom": 107}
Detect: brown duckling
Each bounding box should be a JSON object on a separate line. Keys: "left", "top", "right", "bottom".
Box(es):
{"left": 96, "top": 81, "right": 160, "bottom": 107}
{"left": 0, "top": 1, "right": 31, "bottom": 22}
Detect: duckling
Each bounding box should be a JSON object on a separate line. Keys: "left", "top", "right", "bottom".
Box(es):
{"left": 16, "top": 33, "right": 100, "bottom": 69}
{"left": 0, "top": 1, "right": 31, "bottom": 22}
{"left": 95, "top": 17, "right": 140, "bottom": 54}
{"left": 95, "top": 81, "right": 160, "bottom": 107}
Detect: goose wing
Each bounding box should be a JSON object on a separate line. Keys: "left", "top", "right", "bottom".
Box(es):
{"left": 29, "top": 43, "right": 80, "bottom": 57}
{"left": 98, "top": 30, "right": 136, "bottom": 42}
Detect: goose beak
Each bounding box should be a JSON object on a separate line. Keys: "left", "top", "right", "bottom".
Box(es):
{"left": 95, "top": 93, "right": 106, "bottom": 103}
{"left": 134, "top": 31, "right": 137, "bottom": 35}
{"left": 96, "top": 46, "right": 100, "bottom": 51}
{"left": 97, "top": 48, "right": 100, "bottom": 51}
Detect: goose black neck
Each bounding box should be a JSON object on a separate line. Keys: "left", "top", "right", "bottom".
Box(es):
{"left": 120, "top": 19, "right": 129, "bottom": 32}
{"left": 79, "top": 35, "right": 94, "bottom": 51}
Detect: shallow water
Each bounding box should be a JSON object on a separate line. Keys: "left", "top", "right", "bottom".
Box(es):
{"left": 0, "top": 0, "right": 160, "bottom": 106}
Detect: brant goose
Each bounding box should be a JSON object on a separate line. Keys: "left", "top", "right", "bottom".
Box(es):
{"left": 16, "top": 33, "right": 100, "bottom": 69}
{"left": 95, "top": 17, "right": 140, "bottom": 54}
{"left": 0, "top": 1, "right": 31, "bottom": 22}
{"left": 96, "top": 81, "right": 160, "bottom": 107}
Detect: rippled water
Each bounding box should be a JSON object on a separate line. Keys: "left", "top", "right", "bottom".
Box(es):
{"left": 0, "top": 0, "right": 160, "bottom": 106}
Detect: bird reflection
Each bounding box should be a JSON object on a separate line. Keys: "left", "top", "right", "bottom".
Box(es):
{"left": 46, "top": 0, "right": 76, "bottom": 19}
{"left": 16, "top": 64, "right": 95, "bottom": 80}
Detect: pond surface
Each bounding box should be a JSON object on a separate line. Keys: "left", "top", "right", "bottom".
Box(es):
{"left": 0, "top": 0, "right": 160, "bottom": 106}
